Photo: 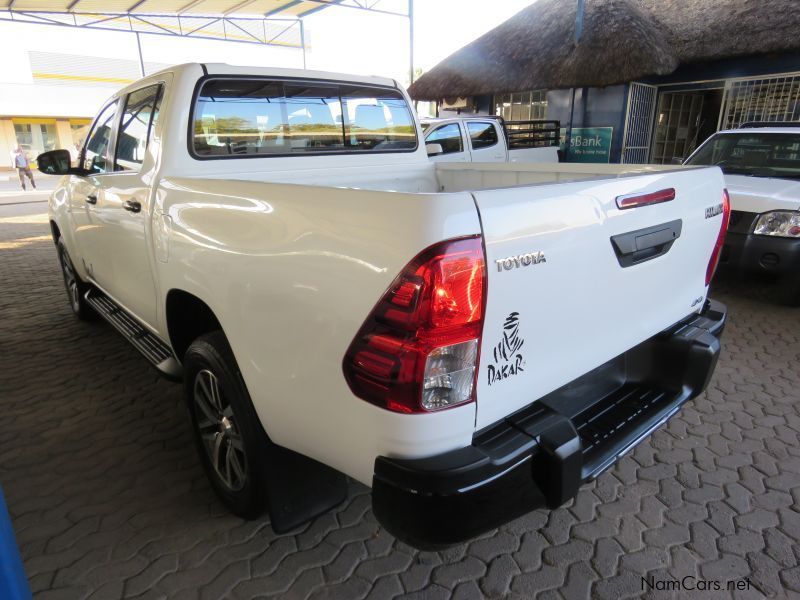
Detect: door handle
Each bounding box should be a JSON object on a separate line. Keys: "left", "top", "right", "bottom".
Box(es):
{"left": 123, "top": 200, "right": 142, "bottom": 213}
{"left": 86, "top": 194, "right": 97, "bottom": 205}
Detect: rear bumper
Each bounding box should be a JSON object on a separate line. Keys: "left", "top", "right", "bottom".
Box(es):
{"left": 372, "top": 300, "right": 727, "bottom": 549}
{"left": 720, "top": 231, "right": 800, "bottom": 278}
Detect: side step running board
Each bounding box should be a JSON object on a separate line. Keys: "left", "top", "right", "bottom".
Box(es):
{"left": 85, "top": 288, "right": 182, "bottom": 380}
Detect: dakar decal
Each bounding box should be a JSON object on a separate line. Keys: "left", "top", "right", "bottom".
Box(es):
{"left": 487, "top": 312, "right": 526, "bottom": 386}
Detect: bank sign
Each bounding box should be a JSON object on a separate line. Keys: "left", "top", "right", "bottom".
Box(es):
{"left": 562, "top": 127, "right": 614, "bottom": 163}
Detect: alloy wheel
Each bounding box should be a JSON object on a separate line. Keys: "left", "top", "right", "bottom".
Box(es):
{"left": 193, "top": 369, "right": 248, "bottom": 492}
{"left": 59, "top": 249, "right": 80, "bottom": 311}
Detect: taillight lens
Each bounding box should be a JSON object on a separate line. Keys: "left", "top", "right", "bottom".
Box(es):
{"left": 343, "top": 236, "right": 486, "bottom": 413}
{"left": 706, "top": 188, "right": 731, "bottom": 286}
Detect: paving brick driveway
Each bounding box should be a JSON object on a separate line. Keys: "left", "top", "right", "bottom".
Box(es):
{"left": 1, "top": 201, "right": 799, "bottom": 600}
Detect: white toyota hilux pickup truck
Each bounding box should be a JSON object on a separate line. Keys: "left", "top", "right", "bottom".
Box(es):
{"left": 39, "top": 63, "right": 728, "bottom": 548}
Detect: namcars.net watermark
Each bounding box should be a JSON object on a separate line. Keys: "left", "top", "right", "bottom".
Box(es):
{"left": 643, "top": 575, "right": 754, "bottom": 593}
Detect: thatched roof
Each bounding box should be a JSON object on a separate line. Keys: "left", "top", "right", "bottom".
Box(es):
{"left": 640, "top": 0, "right": 800, "bottom": 64}
{"left": 409, "top": 0, "right": 800, "bottom": 100}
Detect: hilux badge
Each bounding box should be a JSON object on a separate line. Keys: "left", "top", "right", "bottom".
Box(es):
{"left": 495, "top": 251, "right": 546, "bottom": 272}
{"left": 705, "top": 203, "right": 723, "bottom": 219}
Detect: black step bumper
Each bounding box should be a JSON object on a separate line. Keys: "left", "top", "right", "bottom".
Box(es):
{"left": 372, "top": 299, "right": 727, "bottom": 549}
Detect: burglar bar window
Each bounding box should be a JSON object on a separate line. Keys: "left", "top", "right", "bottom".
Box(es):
{"left": 722, "top": 76, "right": 800, "bottom": 129}
{"left": 494, "top": 90, "right": 547, "bottom": 121}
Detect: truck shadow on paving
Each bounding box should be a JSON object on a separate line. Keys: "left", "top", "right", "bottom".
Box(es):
{"left": 1, "top": 223, "right": 797, "bottom": 599}
{"left": 711, "top": 270, "right": 798, "bottom": 309}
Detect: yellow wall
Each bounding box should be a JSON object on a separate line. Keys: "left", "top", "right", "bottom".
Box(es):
{"left": 55, "top": 120, "right": 74, "bottom": 154}
{"left": 0, "top": 116, "right": 91, "bottom": 171}
{"left": 0, "top": 119, "right": 16, "bottom": 170}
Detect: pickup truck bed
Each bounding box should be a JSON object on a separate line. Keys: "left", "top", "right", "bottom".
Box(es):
{"left": 43, "top": 62, "right": 728, "bottom": 547}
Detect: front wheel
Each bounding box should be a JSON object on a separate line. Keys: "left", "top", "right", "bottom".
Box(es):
{"left": 56, "top": 238, "right": 95, "bottom": 321}
{"left": 183, "top": 331, "right": 271, "bottom": 519}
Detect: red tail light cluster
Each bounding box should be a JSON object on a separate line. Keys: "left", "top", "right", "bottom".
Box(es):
{"left": 343, "top": 237, "right": 486, "bottom": 414}
{"left": 706, "top": 189, "right": 731, "bottom": 286}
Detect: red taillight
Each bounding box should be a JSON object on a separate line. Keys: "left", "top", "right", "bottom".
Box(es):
{"left": 706, "top": 189, "right": 731, "bottom": 286}
{"left": 343, "top": 237, "right": 486, "bottom": 414}
{"left": 616, "top": 188, "right": 675, "bottom": 210}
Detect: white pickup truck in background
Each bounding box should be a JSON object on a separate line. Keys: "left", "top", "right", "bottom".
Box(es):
{"left": 40, "top": 63, "right": 727, "bottom": 548}
{"left": 684, "top": 123, "right": 800, "bottom": 304}
{"left": 422, "top": 116, "right": 559, "bottom": 163}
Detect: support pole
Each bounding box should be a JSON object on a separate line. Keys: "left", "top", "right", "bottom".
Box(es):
{"left": 135, "top": 32, "right": 146, "bottom": 77}
{"left": 565, "top": 87, "right": 576, "bottom": 162}
{"left": 408, "top": 0, "right": 414, "bottom": 85}
{"left": 574, "top": 0, "right": 585, "bottom": 43}
{"left": 565, "top": 0, "right": 585, "bottom": 161}
{"left": 299, "top": 19, "right": 306, "bottom": 69}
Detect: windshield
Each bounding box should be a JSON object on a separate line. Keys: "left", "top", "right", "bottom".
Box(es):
{"left": 685, "top": 132, "right": 800, "bottom": 179}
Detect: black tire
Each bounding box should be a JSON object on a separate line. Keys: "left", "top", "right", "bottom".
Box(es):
{"left": 183, "top": 331, "right": 271, "bottom": 519}
{"left": 56, "top": 238, "right": 95, "bottom": 321}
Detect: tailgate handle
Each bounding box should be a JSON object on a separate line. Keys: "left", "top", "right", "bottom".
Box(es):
{"left": 610, "top": 219, "right": 682, "bottom": 267}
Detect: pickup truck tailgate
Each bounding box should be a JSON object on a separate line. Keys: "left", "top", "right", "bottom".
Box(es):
{"left": 473, "top": 167, "right": 725, "bottom": 430}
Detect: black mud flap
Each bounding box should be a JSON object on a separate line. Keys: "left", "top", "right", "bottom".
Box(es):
{"left": 266, "top": 445, "right": 348, "bottom": 533}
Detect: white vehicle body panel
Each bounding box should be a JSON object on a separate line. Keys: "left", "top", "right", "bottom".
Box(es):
{"left": 724, "top": 174, "right": 800, "bottom": 213}
{"left": 48, "top": 63, "right": 725, "bottom": 486}
{"left": 508, "top": 147, "right": 560, "bottom": 163}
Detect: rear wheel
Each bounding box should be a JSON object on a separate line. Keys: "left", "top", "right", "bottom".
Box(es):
{"left": 56, "top": 238, "right": 95, "bottom": 321}
{"left": 183, "top": 331, "right": 271, "bottom": 519}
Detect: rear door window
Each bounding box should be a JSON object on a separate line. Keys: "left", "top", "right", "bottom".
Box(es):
{"left": 192, "top": 78, "right": 417, "bottom": 157}
{"left": 467, "top": 121, "right": 499, "bottom": 149}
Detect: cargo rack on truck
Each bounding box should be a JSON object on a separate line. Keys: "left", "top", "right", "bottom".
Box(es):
{"left": 500, "top": 119, "right": 561, "bottom": 149}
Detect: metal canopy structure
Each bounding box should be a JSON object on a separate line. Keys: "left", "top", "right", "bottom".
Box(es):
{"left": 0, "top": 0, "right": 414, "bottom": 80}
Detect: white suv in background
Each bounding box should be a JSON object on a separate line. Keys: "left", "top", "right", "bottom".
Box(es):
{"left": 685, "top": 123, "right": 800, "bottom": 304}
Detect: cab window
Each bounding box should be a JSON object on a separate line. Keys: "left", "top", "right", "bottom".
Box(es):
{"left": 426, "top": 123, "right": 463, "bottom": 154}
{"left": 83, "top": 101, "right": 118, "bottom": 174}
{"left": 192, "top": 78, "right": 416, "bottom": 157}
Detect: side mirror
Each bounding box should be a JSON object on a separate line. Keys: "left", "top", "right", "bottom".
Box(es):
{"left": 426, "top": 142, "right": 443, "bottom": 156}
{"left": 670, "top": 157, "right": 684, "bottom": 165}
{"left": 36, "top": 149, "right": 79, "bottom": 176}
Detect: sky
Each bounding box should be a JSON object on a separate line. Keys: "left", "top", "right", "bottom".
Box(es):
{"left": 304, "top": 0, "right": 534, "bottom": 83}
{"left": 0, "top": 0, "right": 535, "bottom": 87}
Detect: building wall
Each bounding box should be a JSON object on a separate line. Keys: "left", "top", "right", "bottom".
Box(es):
{"left": 545, "top": 85, "right": 628, "bottom": 163}
{"left": 644, "top": 52, "right": 800, "bottom": 86}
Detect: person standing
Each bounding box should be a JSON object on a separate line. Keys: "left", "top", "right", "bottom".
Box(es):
{"left": 11, "top": 146, "right": 36, "bottom": 191}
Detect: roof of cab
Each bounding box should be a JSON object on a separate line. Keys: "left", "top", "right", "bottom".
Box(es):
{"left": 718, "top": 127, "right": 800, "bottom": 135}
{"left": 113, "top": 62, "right": 400, "bottom": 98}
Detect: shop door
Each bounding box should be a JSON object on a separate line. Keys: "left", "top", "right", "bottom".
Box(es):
{"left": 621, "top": 82, "right": 657, "bottom": 164}
{"left": 651, "top": 89, "right": 723, "bottom": 164}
